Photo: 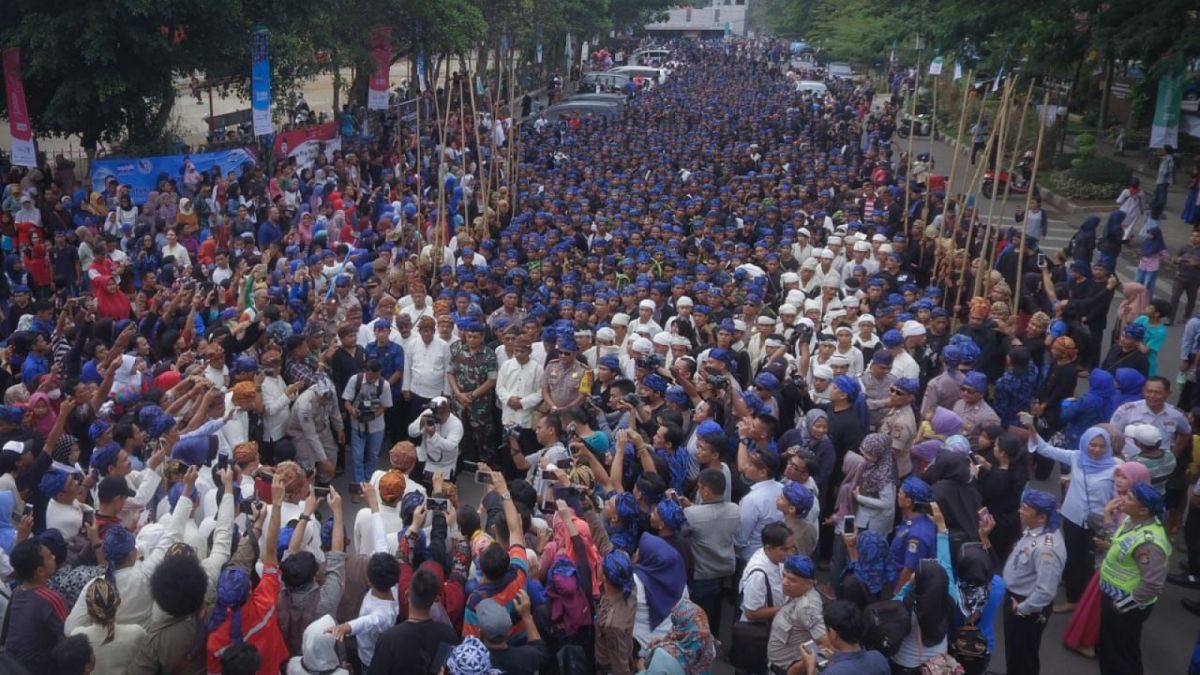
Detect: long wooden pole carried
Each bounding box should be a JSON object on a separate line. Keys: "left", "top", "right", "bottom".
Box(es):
{"left": 467, "top": 69, "right": 487, "bottom": 230}
{"left": 1014, "top": 92, "right": 1051, "bottom": 310}
{"left": 975, "top": 78, "right": 1017, "bottom": 297}
{"left": 902, "top": 53, "right": 922, "bottom": 231}
{"left": 507, "top": 48, "right": 517, "bottom": 202}
{"left": 932, "top": 69, "right": 973, "bottom": 285}
{"left": 981, "top": 79, "right": 1035, "bottom": 275}
{"left": 950, "top": 83, "right": 1010, "bottom": 327}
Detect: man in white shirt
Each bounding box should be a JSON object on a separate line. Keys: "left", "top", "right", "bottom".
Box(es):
{"left": 406, "top": 397, "right": 464, "bottom": 482}
{"left": 738, "top": 522, "right": 793, "bottom": 622}
{"left": 398, "top": 283, "right": 435, "bottom": 325}
{"left": 401, "top": 315, "right": 448, "bottom": 427}
{"left": 629, "top": 299, "right": 662, "bottom": 337}
{"left": 495, "top": 336, "right": 544, "bottom": 431}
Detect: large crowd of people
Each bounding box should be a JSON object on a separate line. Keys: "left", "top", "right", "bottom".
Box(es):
{"left": 0, "top": 37, "right": 1197, "bottom": 675}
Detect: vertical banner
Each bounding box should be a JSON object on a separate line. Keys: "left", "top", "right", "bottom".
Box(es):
{"left": 928, "top": 56, "right": 943, "bottom": 76}
{"left": 536, "top": 43, "right": 543, "bottom": 64}
{"left": 953, "top": 61, "right": 963, "bottom": 81}
{"left": 250, "top": 29, "right": 272, "bottom": 137}
{"left": 2, "top": 49, "right": 36, "bottom": 168}
{"left": 565, "top": 33, "right": 573, "bottom": 73}
{"left": 581, "top": 40, "right": 589, "bottom": 66}
{"left": 368, "top": 27, "right": 392, "bottom": 110}
{"left": 417, "top": 48, "right": 427, "bottom": 93}
{"left": 1150, "top": 68, "right": 1183, "bottom": 149}
{"left": 991, "top": 65, "right": 1004, "bottom": 92}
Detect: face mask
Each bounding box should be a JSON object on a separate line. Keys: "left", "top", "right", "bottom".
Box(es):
{"left": 48, "top": 389, "right": 62, "bottom": 400}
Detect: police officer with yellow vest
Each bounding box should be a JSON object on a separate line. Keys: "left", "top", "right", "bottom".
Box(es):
{"left": 1000, "top": 488, "right": 1066, "bottom": 675}
{"left": 1097, "top": 482, "right": 1170, "bottom": 675}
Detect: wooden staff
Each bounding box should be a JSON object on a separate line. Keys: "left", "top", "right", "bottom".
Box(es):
{"left": 975, "top": 77, "right": 1017, "bottom": 297}
{"left": 950, "top": 83, "right": 1009, "bottom": 328}
{"left": 458, "top": 74, "right": 470, "bottom": 233}
{"left": 902, "top": 55, "right": 922, "bottom": 232}
{"left": 1013, "top": 92, "right": 1051, "bottom": 310}
{"left": 430, "top": 68, "right": 455, "bottom": 290}
{"left": 507, "top": 46, "right": 517, "bottom": 202}
{"left": 932, "top": 69, "right": 973, "bottom": 284}
{"left": 467, "top": 66, "right": 487, "bottom": 227}
{"left": 980, "top": 79, "right": 1035, "bottom": 277}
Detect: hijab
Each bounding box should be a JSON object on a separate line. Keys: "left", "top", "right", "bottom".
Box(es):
{"left": 954, "top": 544, "right": 993, "bottom": 620}
{"left": 1116, "top": 461, "right": 1151, "bottom": 491}
{"left": 540, "top": 512, "right": 602, "bottom": 597}
{"left": 1140, "top": 228, "right": 1166, "bottom": 257}
{"left": 906, "top": 559, "right": 953, "bottom": 647}
{"left": 833, "top": 452, "right": 867, "bottom": 519}
{"left": 1117, "top": 283, "right": 1149, "bottom": 329}
{"left": 925, "top": 450, "right": 982, "bottom": 539}
{"left": 1078, "top": 427, "right": 1118, "bottom": 475}
{"left": 858, "top": 433, "right": 896, "bottom": 496}
{"left": 645, "top": 599, "right": 717, "bottom": 675}
{"left": 634, "top": 532, "right": 688, "bottom": 628}
{"left": 851, "top": 529, "right": 898, "bottom": 595}
{"left": 1114, "top": 368, "right": 1146, "bottom": 406}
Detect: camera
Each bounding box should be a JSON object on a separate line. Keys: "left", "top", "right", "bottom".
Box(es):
{"left": 622, "top": 393, "right": 643, "bottom": 408}
{"left": 706, "top": 374, "right": 728, "bottom": 389}
{"left": 505, "top": 424, "right": 523, "bottom": 439}
{"left": 357, "top": 396, "right": 378, "bottom": 423}
{"left": 588, "top": 395, "right": 605, "bottom": 408}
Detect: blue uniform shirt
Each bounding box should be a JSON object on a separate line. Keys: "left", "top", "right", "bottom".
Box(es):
{"left": 890, "top": 514, "right": 937, "bottom": 571}
{"left": 364, "top": 340, "right": 404, "bottom": 382}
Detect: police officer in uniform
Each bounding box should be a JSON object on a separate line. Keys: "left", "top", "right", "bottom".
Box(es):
{"left": 1097, "top": 483, "right": 1170, "bottom": 675}
{"left": 1001, "top": 489, "right": 1066, "bottom": 675}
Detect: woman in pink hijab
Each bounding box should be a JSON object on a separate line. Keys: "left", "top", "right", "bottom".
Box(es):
{"left": 1063, "top": 460, "right": 1151, "bottom": 657}
{"left": 1114, "top": 282, "right": 1148, "bottom": 341}
{"left": 26, "top": 392, "right": 58, "bottom": 438}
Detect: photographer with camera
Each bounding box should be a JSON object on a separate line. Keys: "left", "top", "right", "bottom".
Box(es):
{"left": 343, "top": 358, "right": 393, "bottom": 502}
{"left": 406, "top": 397, "right": 462, "bottom": 486}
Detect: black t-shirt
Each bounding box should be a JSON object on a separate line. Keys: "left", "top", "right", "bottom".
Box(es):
{"left": 367, "top": 619, "right": 460, "bottom": 675}
{"left": 4, "top": 585, "right": 68, "bottom": 675}
{"left": 488, "top": 641, "right": 553, "bottom": 675}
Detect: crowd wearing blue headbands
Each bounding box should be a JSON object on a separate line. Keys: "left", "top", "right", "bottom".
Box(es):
{"left": 0, "top": 33, "right": 1189, "bottom": 675}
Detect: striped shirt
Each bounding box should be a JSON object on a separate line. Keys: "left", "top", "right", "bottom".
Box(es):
{"left": 463, "top": 545, "right": 531, "bottom": 645}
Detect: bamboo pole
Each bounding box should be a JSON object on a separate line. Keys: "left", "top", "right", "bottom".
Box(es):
{"left": 981, "top": 79, "right": 1035, "bottom": 279}
{"left": 902, "top": 55, "right": 922, "bottom": 232}
{"left": 468, "top": 68, "right": 487, "bottom": 229}
{"left": 507, "top": 48, "right": 517, "bottom": 202}
{"left": 975, "top": 78, "right": 1017, "bottom": 297}
{"left": 1013, "top": 93, "right": 1051, "bottom": 311}
{"left": 458, "top": 74, "right": 470, "bottom": 234}
{"left": 950, "top": 83, "right": 1010, "bottom": 327}
{"left": 932, "top": 69, "right": 973, "bottom": 286}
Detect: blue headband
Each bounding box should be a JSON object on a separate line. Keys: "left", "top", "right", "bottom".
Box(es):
{"left": 602, "top": 550, "right": 636, "bottom": 600}
{"left": 38, "top": 469, "right": 70, "bottom": 498}
{"left": 1131, "top": 483, "right": 1165, "bottom": 517}
{"left": 1022, "top": 488, "right": 1062, "bottom": 531}
{"left": 901, "top": 476, "right": 934, "bottom": 504}
{"left": 656, "top": 499, "right": 688, "bottom": 533}
{"left": 782, "top": 482, "right": 815, "bottom": 518}
{"left": 784, "top": 554, "right": 816, "bottom": 578}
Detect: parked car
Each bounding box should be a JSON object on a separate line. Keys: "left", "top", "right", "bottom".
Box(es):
{"left": 629, "top": 48, "right": 671, "bottom": 66}
{"left": 795, "top": 80, "right": 828, "bottom": 96}
{"left": 525, "top": 100, "right": 624, "bottom": 129}
{"left": 828, "top": 62, "right": 854, "bottom": 80}
{"left": 578, "top": 71, "right": 631, "bottom": 93}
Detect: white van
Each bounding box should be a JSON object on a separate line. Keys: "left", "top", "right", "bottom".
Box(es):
{"left": 795, "top": 80, "right": 828, "bottom": 96}
{"left": 629, "top": 49, "right": 671, "bottom": 66}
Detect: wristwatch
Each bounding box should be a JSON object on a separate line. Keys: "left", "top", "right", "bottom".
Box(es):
{"left": 498, "top": 492, "right": 512, "bottom": 501}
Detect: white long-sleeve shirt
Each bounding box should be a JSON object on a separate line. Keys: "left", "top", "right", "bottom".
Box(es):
{"left": 495, "top": 358, "right": 545, "bottom": 428}
{"left": 407, "top": 412, "right": 464, "bottom": 476}
{"left": 66, "top": 493, "right": 191, "bottom": 632}
{"left": 402, "top": 336, "right": 449, "bottom": 399}
{"left": 261, "top": 374, "right": 293, "bottom": 442}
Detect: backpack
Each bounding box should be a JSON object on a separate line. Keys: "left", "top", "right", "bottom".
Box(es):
{"left": 861, "top": 599, "right": 912, "bottom": 658}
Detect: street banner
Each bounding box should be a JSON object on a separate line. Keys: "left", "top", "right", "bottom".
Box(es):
{"left": 928, "top": 56, "right": 943, "bottom": 76}
{"left": 536, "top": 43, "right": 543, "bottom": 64}
{"left": 91, "top": 148, "right": 257, "bottom": 205}
{"left": 953, "top": 61, "right": 963, "bottom": 81}
{"left": 2, "top": 49, "right": 36, "bottom": 168}
{"left": 368, "top": 27, "right": 392, "bottom": 110}
{"left": 251, "top": 29, "right": 272, "bottom": 136}
{"left": 1150, "top": 68, "right": 1183, "bottom": 148}
{"left": 272, "top": 122, "right": 340, "bottom": 168}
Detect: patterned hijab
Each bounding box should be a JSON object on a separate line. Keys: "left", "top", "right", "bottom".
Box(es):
{"left": 645, "top": 598, "right": 717, "bottom": 675}
{"left": 858, "top": 433, "right": 896, "bottom": 496}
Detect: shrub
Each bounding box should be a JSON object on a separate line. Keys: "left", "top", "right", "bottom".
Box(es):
{"left": 1074, "top": 133, "right": 1097, "bottom": 148}
{"left": 1045, "top": 170, "right": 1122, "bottom": 201}
{"left": 1069, "top": 157, "right": 1131, "bottom": 186}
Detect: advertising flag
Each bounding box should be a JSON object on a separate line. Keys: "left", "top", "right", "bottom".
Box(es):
{"left": 417, "top": 48, "right": 427, "bottom": 93}
{"left": 2, "top": 49, "right": 36, "bottom": 168}
{"left": 928, "top": 56, "right": 943, "bottom": 76}
{"left": 1150, "top": 68, "right": 1183, "bottom": 149}
{"left": 251, "top": 29, "right": 272, "bottom": 136}
{"left": 368, "top": 27, "right": 392, "bottom": 110}
{"left": 953, "top": 61, "right": 963, "bottom": 81}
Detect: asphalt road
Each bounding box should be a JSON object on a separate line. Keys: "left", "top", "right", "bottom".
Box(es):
{"left": 318, "top": 114, "right": 1200, "bottom": 675}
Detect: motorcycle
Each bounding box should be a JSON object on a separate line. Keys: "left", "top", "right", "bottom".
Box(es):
{"left": 981, "top": 151, "right": 1036, "bottom": 198}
